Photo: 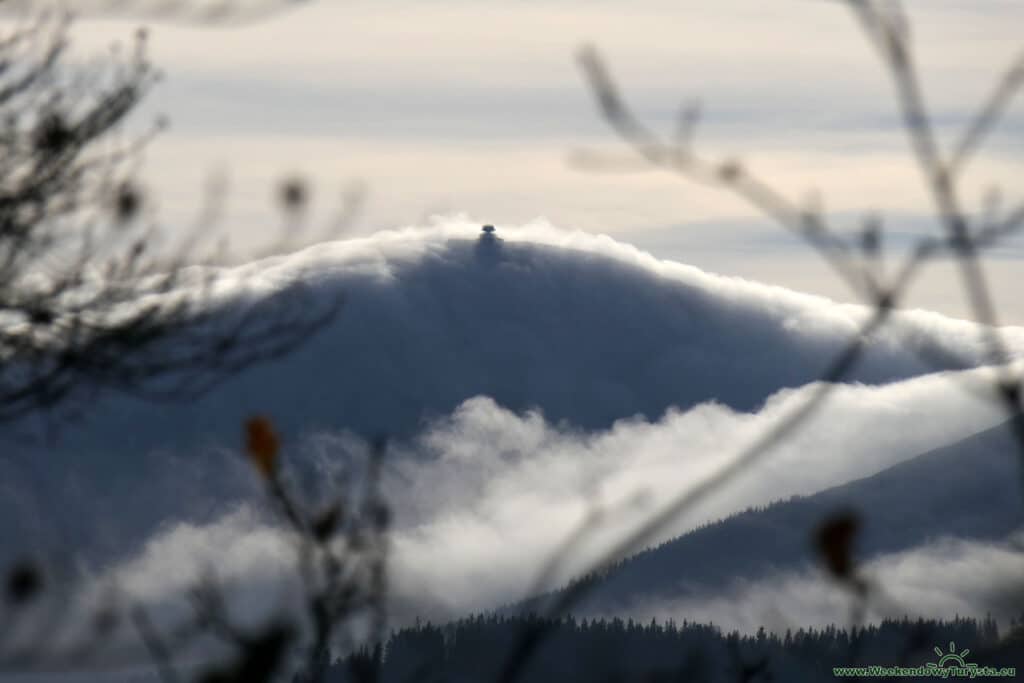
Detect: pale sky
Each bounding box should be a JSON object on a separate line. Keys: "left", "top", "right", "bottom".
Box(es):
{"left": 61, "top": 0, "right": 1024, "bottom": 320}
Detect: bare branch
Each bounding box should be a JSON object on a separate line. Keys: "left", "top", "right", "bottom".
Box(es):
{"left": 950, "top": 50, "right": 1024, "bottom": 176}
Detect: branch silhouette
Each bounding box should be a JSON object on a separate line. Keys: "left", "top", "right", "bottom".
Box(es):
{"left": 497, "top": 2, "right": 1024, "bottom": 680}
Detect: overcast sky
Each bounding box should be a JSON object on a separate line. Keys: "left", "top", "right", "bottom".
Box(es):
{"left": 65, "top": 0, "right": 1024, "bottom": 320}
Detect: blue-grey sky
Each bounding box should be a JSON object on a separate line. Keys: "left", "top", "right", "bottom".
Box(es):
{"left": 66, "top": 0, "right": 1024, "bottom": 319}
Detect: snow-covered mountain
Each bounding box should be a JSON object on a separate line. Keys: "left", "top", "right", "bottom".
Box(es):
{"left": 17, "top": 219, "right": 1024, "bottom": 444}
{"left": 2, "top": 219, "right": 1021, "bottom": 630}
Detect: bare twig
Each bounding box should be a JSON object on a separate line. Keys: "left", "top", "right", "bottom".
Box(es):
{"left": 498, "top": 5, "right": 1024, "bottom": 681}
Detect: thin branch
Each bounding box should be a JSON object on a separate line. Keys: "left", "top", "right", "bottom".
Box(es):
{"left": 949, "top": 50, "right": 1024, "bottom": 176}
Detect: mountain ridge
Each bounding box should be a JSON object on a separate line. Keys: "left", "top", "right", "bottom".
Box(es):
{"left": 515, "top": 418, "right": 1023, "bottom": 616}
{"left": 3, "top": 222, "right": 1020, "bottom": 580}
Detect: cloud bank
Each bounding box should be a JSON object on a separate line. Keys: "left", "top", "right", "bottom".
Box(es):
{"left": 77, "top": 362, "right": 1012, "bottom": 629}
{"left": 618, "top": 535, "right": 1024, "bottom": 635}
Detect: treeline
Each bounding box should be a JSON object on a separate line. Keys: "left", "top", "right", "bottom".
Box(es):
{"left": 316, "top": 613, "right": 1023, "bottom": 682}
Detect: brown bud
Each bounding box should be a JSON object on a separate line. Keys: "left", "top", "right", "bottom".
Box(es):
{"left": 814, "top": 511, "right": 860, "bottom": 581}
{"left": 244, "top": 416, "right": 279, "bottom": 478}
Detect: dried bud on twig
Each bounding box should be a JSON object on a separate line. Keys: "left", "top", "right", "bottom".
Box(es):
{"left": 814, "top": 510, "right": 860, "bottom": 582}
{"left": 244, "top": 415, "right": 279, "bottom": 478}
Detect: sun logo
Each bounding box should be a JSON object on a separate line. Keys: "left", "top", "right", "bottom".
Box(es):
{"left": 926, "top": 641, "right": 978, "bottom": 669}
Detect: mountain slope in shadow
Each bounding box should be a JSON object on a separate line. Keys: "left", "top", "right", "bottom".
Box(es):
{"left": 521, "top": 419, "right": 1023, "bottom": 615}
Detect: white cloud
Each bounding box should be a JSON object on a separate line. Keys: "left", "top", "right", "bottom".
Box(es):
{"left": 618, "top": 535, "right": 1024, "bottom": 635}
{"left": 378, "top": 366, "right": 1012, "bottom": 616}
{"left": 80, "top": 361, "right": 1011, "bottom": 625}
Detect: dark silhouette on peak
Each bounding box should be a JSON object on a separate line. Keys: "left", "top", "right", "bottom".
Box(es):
{"left": 475, "top": 223, "right": 502, "bottom": 263}
{"left": 478, "top": 224, "right": 500, "bottom": 245}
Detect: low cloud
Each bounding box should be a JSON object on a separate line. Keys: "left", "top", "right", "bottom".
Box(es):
{"left": 618, "top": 535, "right": 1024, "bottom": 635}
{"left": 88, "top": 361, "right": 1010, "bottom": 625}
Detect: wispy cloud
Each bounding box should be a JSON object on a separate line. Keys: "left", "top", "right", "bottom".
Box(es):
{"left": 618, "top": 535, "right": 1024, "bottom": 634}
